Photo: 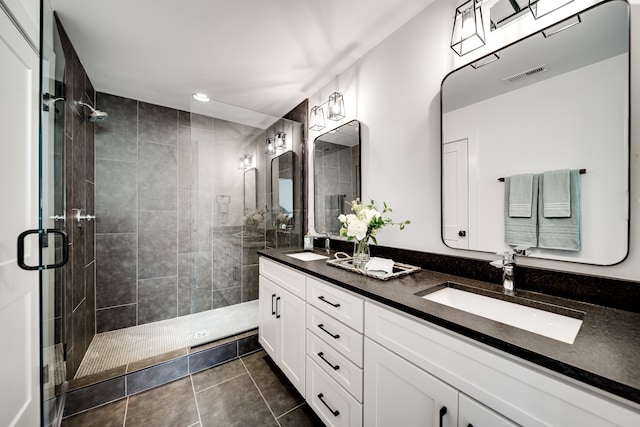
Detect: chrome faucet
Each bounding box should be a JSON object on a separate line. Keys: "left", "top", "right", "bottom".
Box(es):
{"left": 490, "top": 247, "right": 530, "bottom": 295}
{"left": 321, "top": 227, "right": 330, "bottom": 253}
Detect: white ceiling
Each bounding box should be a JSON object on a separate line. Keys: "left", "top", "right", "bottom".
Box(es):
{"left": 50, "top": 0, "right": 437, "bottom": 128}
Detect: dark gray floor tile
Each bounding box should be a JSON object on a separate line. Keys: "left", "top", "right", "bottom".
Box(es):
{"left": 196, "top": 374, "right": 277, "bottom": 427}
{"left": 68, "top": 364, "right": 127, "bottom": 390}
{"left": 61, "top": 398, "right": 126, "bottom": 427}
{"left": 242, "top": 350, "right": 304, "bottom": 417}
{"left": 127, "top": 356, "right": 189, "bottom": 394}
{"left": 126, "top": 377, "right": 199, "bottom": 427}
{"left": 277, "top": 403, "right": 326, "bottom": 427}
{"left": 191, "top": 358, "right": 247, "bottom": 393}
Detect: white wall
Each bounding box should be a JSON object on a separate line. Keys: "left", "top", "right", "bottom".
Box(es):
{"left": 307, "top": 0, "right": 640, "bottom": 282}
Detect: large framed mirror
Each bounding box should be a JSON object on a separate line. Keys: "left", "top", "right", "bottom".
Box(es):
{"left": 441, "top": 0, "right": 629, "bottom": 265}
{"left": 314, "top": 120, "right": 361, "bottom": 234}
{"left": 271, "top": 151, "right": 296, "bottom": 230}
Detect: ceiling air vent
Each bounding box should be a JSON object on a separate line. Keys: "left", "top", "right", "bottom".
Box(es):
{"left": 502, "top": 65, "right": 547, "bottom": 85}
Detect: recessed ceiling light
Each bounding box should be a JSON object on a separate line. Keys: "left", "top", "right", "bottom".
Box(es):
{"left": 192, "top": 93, "right": 210, "bottom": 102}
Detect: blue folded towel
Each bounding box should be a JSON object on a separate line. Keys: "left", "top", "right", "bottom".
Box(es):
{"left": 542, "top": 169, "right": 571, "bottom": 218}
{"left": 538, "top": 169, "right": 581, "bottom": 251}
{"left": 504, "top": 175, "right": 538, "bottom": 247}
{"left": 508, "top": 173, "right": 534, "bottom": 218}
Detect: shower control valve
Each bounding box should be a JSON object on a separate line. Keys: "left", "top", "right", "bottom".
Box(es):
{"left": 73, "top": 208, "right": 96, "bottom": 228}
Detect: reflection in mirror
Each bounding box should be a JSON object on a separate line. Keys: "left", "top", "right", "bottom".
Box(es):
{"left": 441, "top": 0, "right": 629, "bottom": 265}
{"left": 243, "top": 167, "right": 257, "bottom": 212}
{"left": 271, "top": 151, "right": 296, "bottom": 230}
{"left": 314, "top": 120, "right": 361, "bottom": 234}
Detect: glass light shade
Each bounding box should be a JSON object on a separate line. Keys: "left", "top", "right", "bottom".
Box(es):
{"left": 327, "top": 92, "right": 345, "bottom": 121}
{"left": 265, "top": 137, "right": 276, "bottom": 155}
{"left": 309, "top": 106, "right": 325, "bottom": 131}
{"left": 529, "top": 0, "right": 573, "bottom": 19}
{"left": 451, "top": 0, "right": 486, "bottom": 57}
{"left": 275, "top": 132, "right": 287, "bottom": 150}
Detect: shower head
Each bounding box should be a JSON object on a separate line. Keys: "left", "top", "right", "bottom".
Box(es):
{"left": 78, "top": 101, "right": 109, "bottom": 122}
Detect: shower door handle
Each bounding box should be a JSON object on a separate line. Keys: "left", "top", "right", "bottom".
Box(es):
{"left": 17, "top": 229, "right": 69, "bottom": 270}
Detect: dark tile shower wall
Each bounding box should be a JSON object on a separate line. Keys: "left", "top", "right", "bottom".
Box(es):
{"left": 56, "top": 17, "right": 97, "bottom": 380}
{"left": 95, "top": 94, "right": 265, "bottom": 333}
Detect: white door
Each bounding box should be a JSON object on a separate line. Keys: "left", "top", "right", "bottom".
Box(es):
{"left": 443, "top": 139, "right": 469, "bottom": 249}
{"left": 364, "top": 338, "right": 458, "bottom": 427}
{"left": 0, "top": 6, "right": 41, "bottom": 427}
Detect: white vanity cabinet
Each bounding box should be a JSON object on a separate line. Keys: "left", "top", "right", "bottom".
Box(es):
{"left": 258, "top": 259, "right": 306, "bottom": 396}
{"left": 305, "top": 277, "right": 365, "bottom": 427}
{"left": 364, "top": 301, "right": 640, "bottom": 427}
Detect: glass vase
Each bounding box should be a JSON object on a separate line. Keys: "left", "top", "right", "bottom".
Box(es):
{"left": 352, "top": 239, "right": 370, "bottom": 269}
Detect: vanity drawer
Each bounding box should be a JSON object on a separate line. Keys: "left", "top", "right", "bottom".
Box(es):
{"left": 259, "top": 257, "right": 305, "bottom": 299}
{"left": 307, "top": 277, "right": 364, "bottom": 332}
{"left": 307, "top": 305, "right": 363, "bottom": 367}
{"left": 307, "top": 330, "right": 363, "bottom": 402}
{"left": 306, "top": 357, "right": 363, "bottom": 427}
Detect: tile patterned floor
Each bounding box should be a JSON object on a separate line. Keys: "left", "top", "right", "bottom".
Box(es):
{"left": 61, "top": 350, "right": 325, "bottom": 427}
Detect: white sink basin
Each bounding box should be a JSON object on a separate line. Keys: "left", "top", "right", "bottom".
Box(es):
{"left": 422, "top": 287, "right": 583, "bottom": 344}
{"left": 286, "top": 252, "right": 329, "bottom": 261}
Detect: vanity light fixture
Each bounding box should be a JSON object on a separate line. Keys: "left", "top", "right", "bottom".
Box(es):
{"left": 542, "top": 15, "right": 581, "bottom": 38}
{"left": 239, "top": 154, "right": 253, "bottom": 170}
{"left": 265, "top": 137, "right": 276, "bottom": 155}
{"left": 451, "top": 0, "right": 486, "bottom": 57}
{"left": 192, "top": 93, "right": 210, "bottom": 102}
{"left": 327, "top": 92, "right": 346, "bottom": 121}
{"left": 529, "top": 0, "right": 573, "bottom": 20}
{"left": 309, "top": 105, "right": 326, "bottom": 131}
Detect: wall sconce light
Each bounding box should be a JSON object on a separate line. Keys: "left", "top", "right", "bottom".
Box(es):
{"left": 529, "top": 0, "right": 573, "bottom": 19}
{"left": 451, "top": 0, "right": 486, "bottom": 57}
{"left": 309, "top": 106, "right": 325, "bottom": 131}
{"left": 239, "top": 154, "right": 253, "bottom": 170}
{"left": 265, "top": 137, "right": 276, "bottom": 155}
{"left": 327, "top": 92, "right": 346, "bottom": 121}
{"left": 274, "top": 131, "right": 287, "bottom": 150}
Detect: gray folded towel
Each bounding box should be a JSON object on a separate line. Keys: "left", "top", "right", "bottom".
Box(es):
{"left": 542, "top": 169, "right": 571, "bottom": 218}
{"left": 508, "top": 173, "right": 534, "bottom": 218}
{"left": 504, "top": 175, "right": 538, "bottom": 247}
{"left": 538, "top": 169, "right": 581, "bottom": 251}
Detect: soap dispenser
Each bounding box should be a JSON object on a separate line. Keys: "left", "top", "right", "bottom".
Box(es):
{"left": 303, "top": 230, "right": 314, "bottom": 251}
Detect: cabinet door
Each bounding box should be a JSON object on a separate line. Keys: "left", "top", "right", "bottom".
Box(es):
{"left": 364, "top": 338, "right": 458, "bottom": 427}
{"left": 279, "top": 287, "right": 307, "bottom": 397}
{"left": 459, "top": 394, "right": 518, "bottom": 427}
{"left": 258, "top": 276, "right": 279, "bottom": 358}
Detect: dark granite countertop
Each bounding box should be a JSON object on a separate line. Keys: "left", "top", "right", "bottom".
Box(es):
{"left": 259, "top": 248, "right": 640, "bottom": 406}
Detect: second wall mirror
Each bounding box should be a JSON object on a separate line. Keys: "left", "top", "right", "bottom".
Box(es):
{"left": 314, "top": 120, "right": 361, "bottom": 235}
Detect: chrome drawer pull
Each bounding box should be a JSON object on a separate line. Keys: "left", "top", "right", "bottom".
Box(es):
{"left": 317, "top": 324, "right": 340, "bottom": 339}
{"left": 318, "top": 393, "right": 340, "bottom": 417}
{"left": 318, "top": 352, "right": 340, "bottom": 370}
{"left": 318, "top": 295, "right": 341, "bottom": 308}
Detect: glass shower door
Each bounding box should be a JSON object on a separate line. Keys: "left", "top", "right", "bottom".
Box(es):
{"left": 40, "top": 1, "right": 69, "bottom": 424}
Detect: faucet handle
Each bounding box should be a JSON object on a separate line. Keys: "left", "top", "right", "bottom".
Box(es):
{"left": 489, "top": 259, "right": 504, "bottom": 269}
